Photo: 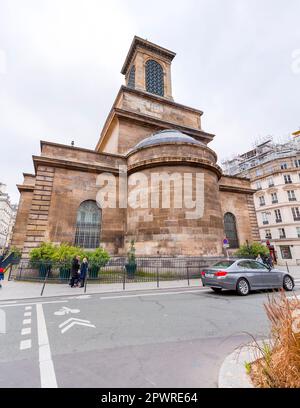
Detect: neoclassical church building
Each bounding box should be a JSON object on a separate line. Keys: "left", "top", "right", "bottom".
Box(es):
{"left": 12, "top": 36, "right": 259, "bottom": 258}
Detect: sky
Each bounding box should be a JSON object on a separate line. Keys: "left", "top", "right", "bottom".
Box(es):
{"left": 1, "top": 0, "right": 300, "bottom": 203}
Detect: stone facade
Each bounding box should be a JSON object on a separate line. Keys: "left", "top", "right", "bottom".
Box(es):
{"left": 12, "top": 36, "right": 259, "bottom": 258}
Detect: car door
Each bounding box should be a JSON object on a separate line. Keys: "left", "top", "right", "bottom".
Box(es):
{"left": 237, "top": 260, "right": 264, "bottom": 289}
{"left": 260, "top": 265, "right": 282, "bottom": 288}
{"left": 247, "top": 260, "right": 279, "bottom": 289}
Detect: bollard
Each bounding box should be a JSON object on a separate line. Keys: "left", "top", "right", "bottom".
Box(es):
{"left": 187, "top": 266, "right": 190, "bottom": 286}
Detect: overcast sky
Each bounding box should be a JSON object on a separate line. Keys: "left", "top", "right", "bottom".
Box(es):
{"left": 1, "top": 0, "right": 300, "bottom": 203}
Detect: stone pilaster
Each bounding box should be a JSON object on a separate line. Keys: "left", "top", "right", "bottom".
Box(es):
{"left": 22, "top": 166, "right": 55, "bottom": 258}
{"left": 246, "top": 194, "right": 260, "bottom": 242}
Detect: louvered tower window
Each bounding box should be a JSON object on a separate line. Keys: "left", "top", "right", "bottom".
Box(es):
{"left": 145, "top": 59, "right": 164, "bottom": 96}
{"left": 74, "top": 200, "right": 101, "bottom": 249}
{"left": 128, "top": 65, "right": 135, "bottom": 89}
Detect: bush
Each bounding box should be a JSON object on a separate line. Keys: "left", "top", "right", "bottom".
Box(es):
{"left": 235, "top": 242, "right": 269, "bottom": 258}
{"left": 250, "top": 292, "right": 300, "bottom": 388}
{"left": 29, "top": 242, "right": 110, "bottom": 266}
{"left": 29, "top": 242, "right": 57, "bottom": 263}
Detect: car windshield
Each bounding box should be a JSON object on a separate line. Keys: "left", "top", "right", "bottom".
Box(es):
{"left": 211, "top": 260, "right": 235, "bottom": 268}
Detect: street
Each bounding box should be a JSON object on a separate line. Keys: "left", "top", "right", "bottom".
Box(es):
{"left": 0, "top": 285, "right": 299, "bottom": 388}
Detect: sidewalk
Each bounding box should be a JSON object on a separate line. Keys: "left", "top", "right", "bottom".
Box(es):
{"left": 0, "top": 279, "right": 202, "bottom": 302}
{"left": 0, "top": 264, "right": 299, "bottom": 302}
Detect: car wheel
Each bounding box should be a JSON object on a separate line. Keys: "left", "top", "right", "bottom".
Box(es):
{"left": 211, "top": 287, "right": 222, "bottom": 293}
{"left": 283, "top": 275, "right": 294, "bottom": 291}
{"left": 236, "top": 278, "right": 250, "bottom": 296}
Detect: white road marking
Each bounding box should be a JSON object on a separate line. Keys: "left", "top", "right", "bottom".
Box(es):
{"left": 100, "top": 288, "right": 207, "bottom": 300}
{"left": 25, "top": 306, "right": 32, "bottom": 311}
{"left": 59, "top": 318, "right": 95, "bottom": 334}
{"left": 21, "top": 327, "right": 31, "bottom": 336}
{"left": 0, "top": 300, "right": 68, "bottom": 308}
{"left": 36, "top": 303, "right": 57, "bottom": 388}
{"left": 20, "top": 339, "right": 31, "bottom": 350}
{"left": 24, "top": 312, "right": 32, "bottom": 317}
{"left": 23, "top": 318, "right": 31, "bottom": 325}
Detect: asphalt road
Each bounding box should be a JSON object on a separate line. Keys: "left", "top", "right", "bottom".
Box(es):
{"left": 0, "top": 285, "right": 299, "bottom": 388}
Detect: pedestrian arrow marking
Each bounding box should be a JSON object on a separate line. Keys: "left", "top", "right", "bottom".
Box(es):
{"left": 59, "top": 317, "right": 96, "bottom": 334}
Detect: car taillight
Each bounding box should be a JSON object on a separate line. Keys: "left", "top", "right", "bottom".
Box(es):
{"left": 214, "top": 270, "right": 227, "bottom": 277}
{"left": 201, "top": 271, "right": 206, "bottom": 276}
{"left": 0, "top": 268, "right": 4, "bottom": 273}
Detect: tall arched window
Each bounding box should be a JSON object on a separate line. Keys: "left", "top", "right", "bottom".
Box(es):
{"left": 224, "top": 212, "right": 239, "bottom": 248}
{"left": 74, "top": 200, "right": 101, "bottom": 249}
{"left": 127, "top": 65, "right": 135, "bottom": 89}
{"left": 145, "top": 59, "right": 164, "bottom": 96}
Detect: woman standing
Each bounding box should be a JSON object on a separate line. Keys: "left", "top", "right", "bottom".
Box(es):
{"left": 79, "top": 257, "right": 89, "bottom": 288}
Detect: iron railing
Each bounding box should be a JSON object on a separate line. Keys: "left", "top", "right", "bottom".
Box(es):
{"left": 8, "top": 256, "right": 230, "bottom": 295}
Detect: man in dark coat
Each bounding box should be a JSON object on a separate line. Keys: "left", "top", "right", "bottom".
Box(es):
{"left": 70, "top": 256, "right": 81, "bottom": 287}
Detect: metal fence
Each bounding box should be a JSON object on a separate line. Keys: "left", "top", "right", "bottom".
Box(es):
{"left": 7, "top": 256, "right": 228, "bottom": 294}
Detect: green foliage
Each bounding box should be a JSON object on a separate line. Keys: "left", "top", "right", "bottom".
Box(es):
{"left": 87, "top": 247, "right": 110, "bottom": 266}
{"left": 9, "top": 246, "right": 22, "bottom": 258}
{"left": 29, "top": 242, "right": 56, "bottom": 262}
{"left": 29, "top": 242, "right": 110, "bottom": 266}
{"left": 235, "top": 242, "right": 269, "bottom": 258}
{"left": 127, "top": 240, "right": 136, "bottom": 265}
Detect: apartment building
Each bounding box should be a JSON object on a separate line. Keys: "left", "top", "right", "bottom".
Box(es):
{"left": 222, "top": 136, "right": 300, "bottom": 265}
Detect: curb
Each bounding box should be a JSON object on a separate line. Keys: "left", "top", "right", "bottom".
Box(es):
{"left": 218, "top": 343, "right": 261, "bottom": 388}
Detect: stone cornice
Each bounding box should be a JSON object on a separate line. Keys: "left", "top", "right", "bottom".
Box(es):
{"left": 32, "top": 156, "right": 121, "bottom": 175}
{"left": 40, "top": 140, "right": 124, "bottom": 159}
{"left": 126, "top": 140, "right": 218, "bottom": 162}
{"left": 219, "top": 185, "right": 256, "bottom": 195}
{"left": 17, "top": 184, "right": 35, "bottom": 193}
{"left": 121, "top": 86, "right": 203, "bottom": 115}
{"left": 127, "top": 156, "right": 223, "bottom": 179}
{"left": 121, "top": 36, "right": 176, "bottom": 75}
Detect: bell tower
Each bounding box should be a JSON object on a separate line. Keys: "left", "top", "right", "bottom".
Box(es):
{"left": 121, "top": 36, "right": 176, "bottom": 100}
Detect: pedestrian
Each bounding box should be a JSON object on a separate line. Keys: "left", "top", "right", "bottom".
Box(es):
{"left": 0, "top": 267, "right": 4, "bottom": 289}
{"left": 79, "top": 257, "right": 89, "bottom": 288}
{"left": 70, "top": 255, "right": 81, "bottom": 287}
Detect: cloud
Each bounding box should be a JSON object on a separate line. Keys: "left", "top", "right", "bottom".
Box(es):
{"left": 1, "top": 0, "right": 300, "bottom": 203}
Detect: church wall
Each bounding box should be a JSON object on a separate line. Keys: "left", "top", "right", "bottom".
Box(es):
{"left": 11, "top": 190, "right": 34, "bottom": 250}
{"left": 126, "top": 165, "right": 224, "bottom": 256}
{"left": 120, "top": 90, "right": 201, "bottom": 130}
{"left": 117, "top": 117, "right": 160, "bottom": 154}
{"left": 46, "top": 167, "right": 126, "bottom": 255}
{"left": 219, "top": 190, "right": 259, "bottom": 246}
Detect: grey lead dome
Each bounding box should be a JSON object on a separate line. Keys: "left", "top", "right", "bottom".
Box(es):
{"left": 133, "top": 129, "right": 204, "bottom": 150}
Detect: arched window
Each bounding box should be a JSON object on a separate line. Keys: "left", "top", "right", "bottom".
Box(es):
{"left": 145, "top": 59, "right": 164, "bottom": 96}
{"left": 74, "top": 200, "right": 101, "bottom": 249}
{"left": 127, "top": 65, "right": 135, "bottom": 89}
{"left": 224, "top": 212, "right": 239, "bottom": 248}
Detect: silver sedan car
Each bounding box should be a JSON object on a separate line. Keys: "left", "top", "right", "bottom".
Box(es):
{"left": 201, "top": 259, "right": 295, "bottom": 296}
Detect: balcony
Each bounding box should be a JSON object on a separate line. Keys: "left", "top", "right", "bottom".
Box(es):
{"left": 289, "top": 198, "right": 297, "bottom": 202}
{"left": 263, "top": 220, "right": 269, "bottom": 225}
{"left": 268, "top": 183, "right": 275, "bottom": 188}
{"left": 271, "top": 200, "right": 278, "bottom": 204}
{"left": 260, "top": 203, "right": 266, "bottom": 207}
{"left": 293, "top": 217, "right": 300, "bottom": 222}
{"left": 279, "top": 234, "right": 286, "bottom": 239}
{"left": 275, "top": 218, "right": 282, "bottom": 223}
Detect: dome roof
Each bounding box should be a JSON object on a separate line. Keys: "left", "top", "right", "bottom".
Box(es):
{"left": 133, "top": 129, "right": 204, "bottom": 150}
